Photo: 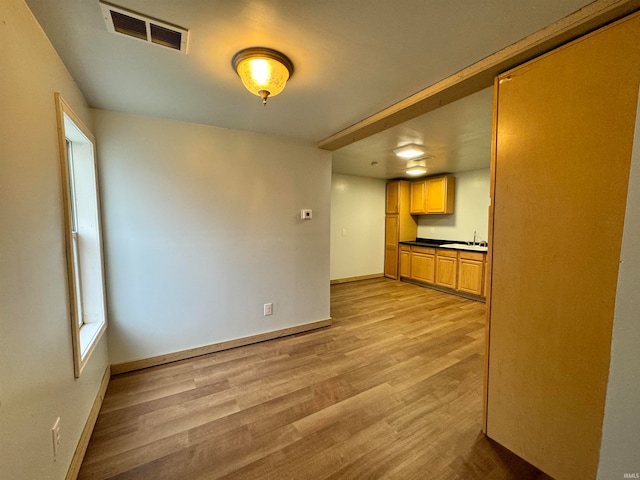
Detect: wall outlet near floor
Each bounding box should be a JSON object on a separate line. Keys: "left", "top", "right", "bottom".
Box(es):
{"left": 51, "top": 417, "right": 61, "bottom": 460}
{"left": 263, "top": 303, "right": 273, "bottom": 316}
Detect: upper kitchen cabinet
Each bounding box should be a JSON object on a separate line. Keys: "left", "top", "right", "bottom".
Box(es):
{"left": 410, "top": 175, "right": 455, "bottom": 215}
{"left": 485, "top": 12, "right": 640, "bottom": 480}
{"left": 426, "top": 176, "right": 455, "bottom": 214}
{"left": 385, "top": 181, "right": 400, "bottom": 214}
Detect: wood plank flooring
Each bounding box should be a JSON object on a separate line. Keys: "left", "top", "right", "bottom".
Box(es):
{"left": 79, "top": 279, "right": 550, "bottom": 479}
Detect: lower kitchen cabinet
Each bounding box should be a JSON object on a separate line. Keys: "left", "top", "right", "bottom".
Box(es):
{"left": 435, "top": 249, "right": 457, "bottom": 289}
{"left": 410, "top": 246, "right": 435, "bottom": 284}
{"left": 400, "top": 244, "right": 486, "bottom": 300}
{"left": 384, "top": 244, "right": 398, "bottom": 278}
{"left": 399, "top": 245, "right": 412, "bottom": 278}
{"left": 457, "top": 251, "right": 485, "bottom": 296}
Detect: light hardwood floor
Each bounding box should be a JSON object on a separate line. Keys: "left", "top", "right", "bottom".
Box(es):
{"left": 79, "top": 278, "right": 550, "bottom": 479}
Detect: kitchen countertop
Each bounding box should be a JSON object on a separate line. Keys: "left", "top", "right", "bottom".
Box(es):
{"left": 400, "top": 238, "right": 488, "bottom": 253}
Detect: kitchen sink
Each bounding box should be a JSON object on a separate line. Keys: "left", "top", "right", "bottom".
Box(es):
{"left": 440, "top": 243, "right": 488, "bottom": 252}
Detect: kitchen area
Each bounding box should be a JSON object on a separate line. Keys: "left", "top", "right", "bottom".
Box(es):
{"left": 330, "top": 164, "right": 490, "bottom": 299}
{"left": 329, "top": 87, "right": 493, "bottom": 293}
{"left": 385, "top": 170, "right": 489, "bottom": 301}
{"left": 331, "top": 8, "right": 640, "bottom": 478}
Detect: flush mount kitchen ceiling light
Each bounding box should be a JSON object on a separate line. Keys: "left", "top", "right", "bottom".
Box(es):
{"left": 232, "top": 47, "right": 294, "bottom": 106}
{"left": 393, "top": 143, "right": 426, "bottom": 159}
{"left": 406, "top": 166, "right": 427, "bottom": 176}
{"left": 406, "top": 159, "right": 427, "bottom": 176}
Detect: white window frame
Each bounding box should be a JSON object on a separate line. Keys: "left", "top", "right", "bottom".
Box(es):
{"left": 55, "top": 94, "right": 107, "bottom": 378}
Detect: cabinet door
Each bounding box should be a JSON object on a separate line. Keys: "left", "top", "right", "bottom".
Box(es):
{"left": 435, "top": 251, "right": 457, "bottom": 289}
{"left": 384, "top": 245, "right": 398, "bottom": 279}
{"left": 385, "top": 215, "right": 398, "bottom": 247}
{"left": 426, "top": 176, "right": 455, "bottom": 214}
{"left": 386, "top": 182, "right": 399, "bottom": 214}
{"left": 458, "top": 259, "right": 484, "bottom": 295}
{"left": 400, "top": 247, "right": 411, "bottom": 278}
{"left": 410, "top": 180, "right": 426, "bottom": 214}
{"left": 411, "top": 252, "right": 435, "bottom": 284}
{"left": 426, "top": 177, "right": 445, "bottom": 213}
{"left": 384, "top": 215, "right": 399, "bottom": 279}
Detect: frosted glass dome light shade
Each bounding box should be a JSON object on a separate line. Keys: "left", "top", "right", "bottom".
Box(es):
{"left": 232, "top": 47, "right": 294, "bottom": 105}
{"left": 394, "top": 143, "right": 426, "bottom": 159}
{"left": 406, "top": 167, "right": 427, "bottom": 176}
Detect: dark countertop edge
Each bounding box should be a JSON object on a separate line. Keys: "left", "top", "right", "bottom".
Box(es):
{"left": 399, "top": 238, "right": 458, "bottom": 247}
{"left": 400, "top": 241, "right": 441, "bottom": 248}
{"left": 400, "top": 238, "right": 488, "bottom": 251}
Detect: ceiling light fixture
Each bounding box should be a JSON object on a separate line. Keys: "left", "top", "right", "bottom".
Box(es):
{"left": 393, "top": 143, "right": 426, "bottom": 159}
{"left": 232, "top": 47, "right": 294, "bottom": 106}
{"left": 406, "top": 166, "right": 427, "bottom": 176}
{"left": 405, "top": 159, "right": 428, "bottom": 176}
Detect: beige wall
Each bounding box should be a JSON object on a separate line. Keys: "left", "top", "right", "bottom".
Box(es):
{"left": 329, "top": 170, "right": 490, "bottom": 281}
{"left": 93, "top": 110, "right": 332, "bottom": 365}
{"left": 0, "top": 1, "right": 109, "bottom": 479}
{"left": 417, "top": 168, "right": 490, "bottom": 243}
{"left": 330, "top": 174, "right": 386, "bottom": 280}
{"left": 597, "top": 88, "right": 640, "bottom": 479}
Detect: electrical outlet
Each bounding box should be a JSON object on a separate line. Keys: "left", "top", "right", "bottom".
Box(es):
{"left": 263, "top": 303, "right": 273, "bottom": 316}
{"left": 51, "top": 417, "right": 61, "bottom": 459}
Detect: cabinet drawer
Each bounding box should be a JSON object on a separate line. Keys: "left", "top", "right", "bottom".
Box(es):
{"left": 459, "top": 251, "right": 485, "bottom": 261}
{"left": 412, "top": 246, "right": 435, "bottom": 255}
{"left": 436, "top": 248, "right": 458, "bottom": 258}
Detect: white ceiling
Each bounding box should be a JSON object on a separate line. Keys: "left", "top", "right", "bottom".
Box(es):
{"left": 25, "top": 0, "right": 595, "bottom": 177}
{"left": 331, "top": 87, "right": 494, "bottom": 179}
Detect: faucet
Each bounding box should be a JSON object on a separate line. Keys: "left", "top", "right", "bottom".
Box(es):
{"left": 472, "top": 230, "right": 477, "bottom": 245}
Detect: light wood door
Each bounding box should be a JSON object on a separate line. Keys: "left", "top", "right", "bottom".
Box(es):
{"left": 385, "top": 182, "right": 417, "bottom": 280}
{"left": 410, "top": 180, "right": 427, "bottom": 214}
{"left": 486, "top": 13, "right": 640, "bottom": 480}
{"left": 457, "top": 258, "right": 484, "bottom": 296}
{"left": 385, "top": 182, "right": 399, "bottom": 214}
{"left": 426, "top": 176, "right": 455, "bottom": 214}
{"left": 435, "top": 250, "right": 457, "bottom": 289}
{"left": 384, "top": 245, "right": 398, "bottom": 279}
{"left": 384, "top": 215, "right": 399, "bottom": 279}
{"left": 399, "top": 246, "right": 411, "bottom": 278}
{"left": 411, "top": 251, "right": 435, "bottom": 284}
{"left": 426, "top": 177, "right": 445, "bottom": 213}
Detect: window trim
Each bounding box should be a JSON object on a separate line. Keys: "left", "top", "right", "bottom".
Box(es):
{"left": 55, "top": 93, "right": 107, "bottom": 378}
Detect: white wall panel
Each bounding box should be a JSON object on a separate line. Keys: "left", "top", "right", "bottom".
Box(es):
{"left": 598, "top": 89, "right": 640, "bottom": 479}
{"left": 94, "top": 111, "right": 331, "bottom": 365}
{"left": 417, "top": 168, "right": 490, "bottom": 243}
{"left": 330, "top": 174, "right": 386, "bottom": 281}
{"left": 0, "top": 1, "right": 109, "bottom": 478}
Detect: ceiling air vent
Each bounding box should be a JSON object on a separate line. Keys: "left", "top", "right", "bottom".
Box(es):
{"left": 99, "top": 1, "right": 189, "bottom": 53}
